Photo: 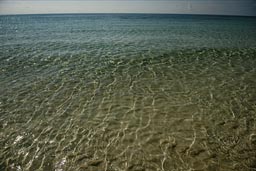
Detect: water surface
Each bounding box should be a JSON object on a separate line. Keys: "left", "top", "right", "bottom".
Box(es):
{"left": 0, "top": 14, "right": 256, "bottom": 171}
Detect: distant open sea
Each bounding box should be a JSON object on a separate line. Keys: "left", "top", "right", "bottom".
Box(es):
{"left": 0, "top": 14, "right": 256, "bottom": 171}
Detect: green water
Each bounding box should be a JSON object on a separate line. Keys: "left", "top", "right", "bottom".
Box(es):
{"left": 0, "top": 14, "right": 256, "bottom": 171}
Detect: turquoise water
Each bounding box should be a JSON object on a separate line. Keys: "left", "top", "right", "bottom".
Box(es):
{"left": 0, "top": 14, "right": 256, "bottom": 171}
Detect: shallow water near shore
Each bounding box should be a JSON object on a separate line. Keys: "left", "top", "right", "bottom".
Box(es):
{"left": 0, "top": 14, "right": 256, "bottom": 171}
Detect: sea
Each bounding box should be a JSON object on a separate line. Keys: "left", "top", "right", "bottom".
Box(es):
{"left": 0, "top": 14, "right": 256, "bottom": 171}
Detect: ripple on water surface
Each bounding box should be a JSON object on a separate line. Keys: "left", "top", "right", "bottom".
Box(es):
{"left": 1, "top": 47, "right": 256, "bottom": 171}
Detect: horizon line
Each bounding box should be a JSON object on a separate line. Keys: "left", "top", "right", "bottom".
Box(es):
{"left": 1, "top": 12, "right": 256, "bottom": 17}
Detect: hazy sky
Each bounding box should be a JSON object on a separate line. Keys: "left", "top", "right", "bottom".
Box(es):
{"left": 0, "top": 0, "right": 256, "bottom": 16}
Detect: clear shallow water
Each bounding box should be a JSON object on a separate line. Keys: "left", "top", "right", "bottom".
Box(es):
{"left": 0, "top": 14, "right": 256, "bottom": 171}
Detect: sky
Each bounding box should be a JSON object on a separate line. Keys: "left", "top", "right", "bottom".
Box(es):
{"left": 0, "top": 0, "right": 256, "bottom": 16}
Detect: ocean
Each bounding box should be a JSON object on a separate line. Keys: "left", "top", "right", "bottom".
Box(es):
{"left": 0, "top": 14, "right": 256, "bottom": 171}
